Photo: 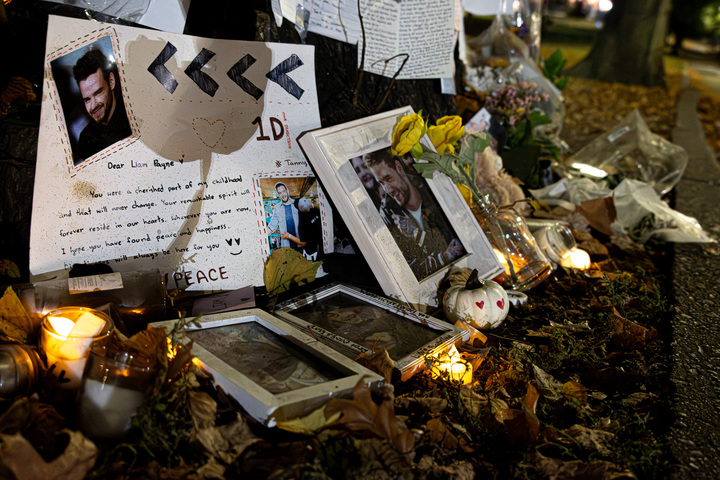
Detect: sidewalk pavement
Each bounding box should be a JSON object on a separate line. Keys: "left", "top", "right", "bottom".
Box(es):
{"left": 668, "top": 87, "right": 720, "bottom": 479}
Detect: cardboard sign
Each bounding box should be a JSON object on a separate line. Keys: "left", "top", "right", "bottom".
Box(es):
{"left": 31, "top": 16, "right": 326, "bottom": 290}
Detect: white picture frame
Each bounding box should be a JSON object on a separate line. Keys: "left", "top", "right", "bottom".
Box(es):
{"left": 298, "top": 106, "right": 502, "bottom": 308}
{"left": 151, "top": 309, "right": 382, "bottom": 426}
{"left": 274, "top": 282, "right": 465, "bottom": 382}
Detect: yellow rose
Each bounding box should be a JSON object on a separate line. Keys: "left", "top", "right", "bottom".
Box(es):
{"left": 391, "top": 113, "right": 425, "bottom": 156}
{"left": 427, "top": 116, "right": 465, "bottom": 155}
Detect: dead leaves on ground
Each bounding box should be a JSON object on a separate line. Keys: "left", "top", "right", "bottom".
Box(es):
{"left": 0, "top": 430, "right": 98, "bottom": 480}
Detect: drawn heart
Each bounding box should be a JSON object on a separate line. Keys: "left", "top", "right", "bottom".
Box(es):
{"left": 475, "top": 301, "right": 484, "bottom": 310}
{"left": 497, "top": 299, "right": 505, "bottom": 310}
{"left": 192, "top": 118, "right": 226, "bottom": 148}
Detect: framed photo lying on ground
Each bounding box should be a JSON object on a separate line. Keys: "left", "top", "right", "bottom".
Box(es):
{"left": 298, "top": 106, "right": 502, "bottom": 308}
{"left": 274, "top": 283, "right": 465, "bottom": 381}
{"left": 151, "top": 309, "right": 382, "bottom": 426}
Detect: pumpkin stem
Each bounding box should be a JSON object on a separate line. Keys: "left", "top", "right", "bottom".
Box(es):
{"left": 465, "top": 269, "right": 485, "bottom": 290}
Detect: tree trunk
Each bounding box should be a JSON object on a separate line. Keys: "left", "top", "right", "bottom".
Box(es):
{"left": 566, "top": 0, "right": 671, "bottom": 87}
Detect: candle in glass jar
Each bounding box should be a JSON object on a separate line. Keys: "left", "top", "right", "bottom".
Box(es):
{"left": 40, "top": 308, "right": 112, "bottom": 389}
{"left": 76, "top": 377, "right": 146, "bottom": 438}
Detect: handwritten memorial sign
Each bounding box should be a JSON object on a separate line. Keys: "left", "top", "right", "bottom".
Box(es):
{"left": 31, "top": 16, "right": 327, "bottom": 290}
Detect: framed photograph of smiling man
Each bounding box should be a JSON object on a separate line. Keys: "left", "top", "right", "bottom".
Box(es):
{"left": 299, "top": 107, "right": 502, "bottom": 309}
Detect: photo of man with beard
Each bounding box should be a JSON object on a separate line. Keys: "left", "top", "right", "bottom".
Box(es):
{"left": 71, "top": 47, "right": 132, "bottom": 163}
{"left": 362, "top": 149, "right": 466, "bottom": 281}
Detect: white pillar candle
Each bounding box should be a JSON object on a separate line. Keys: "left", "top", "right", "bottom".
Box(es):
{"left": 76, "top": 378, "right": 146, "bottom": 438}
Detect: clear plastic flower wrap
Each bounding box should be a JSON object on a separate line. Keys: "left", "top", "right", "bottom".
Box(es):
{"left": 568, "top": 109, "right": 689, "bottom": 195}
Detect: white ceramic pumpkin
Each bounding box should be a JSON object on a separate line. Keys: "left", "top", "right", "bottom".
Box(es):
{"left": 443, "top": 269, "right": 509, "bottom": 329}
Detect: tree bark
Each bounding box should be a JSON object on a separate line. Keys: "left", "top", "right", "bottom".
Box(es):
{"left": 566, "top": 0, "right": 671, "bottom": 87}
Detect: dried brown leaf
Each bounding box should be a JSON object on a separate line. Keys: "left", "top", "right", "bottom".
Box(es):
{"left": 503, "top": 383, "right": 541, "bottom": 446}
{"left": 394, "top": 396, "right": 448, "bottom": 415}
{"left": 0, "top": 430, "right": 97, "bottom": 480}
{"left": 263, "top": 248, "right": 321, "bottom": 296}
{"left": 416, "top": 456, "right": 476, "bottom": 480}
{"left": 561, "top": 381, "right": 588, "bottom": 406}
{"left": 189, "top": 390, "right": 217, "bottom": 431}
{"left": 325, "top": 380, "right": 415, "bottom": 454}
{"left": 0, "top": 287, "right": 34, "bottom": 343}
{"left": 561, "top": 424, "right": 614, "bottom": 455}
{"left": 532, "top": 452, "right": 633, "bottom": 480}
{"left": 194, "top": 413, "right": 260, "bottom": 466}
{"left": 608, "top": 307, "right": 657, "bottom": 350}
{"left": 355, "top": 347, "right": 395, "bottom": 383}
{"left": 425, "top": 418, "right": 459, "bottom": 450}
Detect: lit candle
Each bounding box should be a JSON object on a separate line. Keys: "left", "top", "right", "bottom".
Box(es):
{"left": 432, "top": 345, "right": 473, "bottom": 384}
{"left": 560, "top": 248, "right": 591, "bottom": 270}
{"left": 40, "top": 307, "right": 112, "bottom": 389}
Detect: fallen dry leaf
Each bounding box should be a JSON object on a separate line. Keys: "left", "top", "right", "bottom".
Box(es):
{"left": 0, "top": 286, "right": 34, "bottom": 343}
{"left": 394, "top": 396, "right": 448, "bottom": 415}
{"left": 532, "top": 452, "right": 632, "bottom": 480}
{"left": 0, "top": 259, "right": 20, "bottom": 278}
{"left": 577, "top": 198, "right": 616, "bottom": 236}
{"left": 325, "top": 381, "right": 415, "bottom": 455}
{"left": 0, "top": 430, "right": 97, "bottom": 480}
{"left": 416, "top": 456, "right": 476, "bottom": 480}
{"left": 263, "top": 248, "right": 321, "bottom": 297}
{"left": 425, "top": 418, "right": 460, "bottom": 450}
{"left": 194, "top": 412, "right": 261, "bottom": 467}
{"left": 561, "top": 381, "right": 589, "bottom": 406}
{"left": 355, "top": 348, "right": 396, "bottom": 383}
{"left": 276, "top": 405, "right": 342, "bottom": 435}
{"left": 502, "top": 383, "right": 541, "bottom": 446}
{"left": 561, "top": 424, "right": 614, "bottom": 455}
{"left": 607, "top": 307, "right": 657, "bottom": 350}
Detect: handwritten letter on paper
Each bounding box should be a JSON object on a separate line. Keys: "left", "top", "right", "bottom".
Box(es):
{"left": 31, "top": 16, "right": 326, "bottom": 290}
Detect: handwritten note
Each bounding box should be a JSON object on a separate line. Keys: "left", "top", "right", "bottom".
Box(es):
{"left": 31, "top": 16, "right": 327, "bottom": 290}
{"left": 275, "top": 0, "right": 456, "bottom": 80}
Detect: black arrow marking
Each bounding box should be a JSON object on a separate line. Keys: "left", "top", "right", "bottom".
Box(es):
{"left": 266, "top": 54, "right": 305, "bottom": 100}
{"left": 184, "top": 48, "right": 219, "bottom": 97}
{"left": 227, "top": 54, "right": 264, "bottom": 100}
{"left": 147, "top": 42, "right": 178, "bottom": 94}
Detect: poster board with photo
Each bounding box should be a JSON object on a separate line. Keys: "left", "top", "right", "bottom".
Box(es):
{"left": 31, "top": 16, "right": 331, "bottom": 290}
{"left": 298, "top": 107, "right": 502, "bottom": 308}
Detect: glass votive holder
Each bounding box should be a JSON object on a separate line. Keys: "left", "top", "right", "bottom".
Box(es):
{"left": 40, "top": 307, "right": 114, "bottom": 389}
{"left": 533, "top": 224, "right": 577, "bottom": 264}
{"left": 75, "top": 345, "right": 157, "bottom": 439}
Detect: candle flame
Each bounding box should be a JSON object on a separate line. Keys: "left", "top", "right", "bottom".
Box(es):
{"left": 47, "top": 316, "right": 75, "bottom": 337}
{"left": 560, "top": 248, "right": 591, "bottom": 270}
{"left": 430, "top": 345, "right": 473, "bottom": 384}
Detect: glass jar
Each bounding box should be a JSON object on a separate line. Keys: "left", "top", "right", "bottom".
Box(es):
{"left": 39, "top": 307, "right": 114, "bottom": 389}
{"left": 533, "top": 224, "right": 577, "bottom": 264}
{"left": 0, "top": 345, "right": 42, "bottom": 397}
{"left": 75, "top": 345, "right": 157, "bottom": 438}
{"left": 472, "top": 201, "right": 552, "bottom": 291}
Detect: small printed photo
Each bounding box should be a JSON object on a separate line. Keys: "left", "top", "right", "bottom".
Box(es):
{"left": 50, "top": 35, "right": 133, "bottom": 166}
{"left": 350, "top": 148, "right": 467, "bottom": 281}
{"left": 466, "top": 107, "right": 507, "bottom": 153}
{"left": 259, "top": 176, "right": 323, "bottom": 261}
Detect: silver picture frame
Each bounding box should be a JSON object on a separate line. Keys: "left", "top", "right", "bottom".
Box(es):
{"left": 274, "top": 283, "right": 465, "bottom": 382}
{"left": 298, "top": 106, "right": 502, "bottom": 309}
{"left": 151, "top": 309, "right": 382, "bottom": 426}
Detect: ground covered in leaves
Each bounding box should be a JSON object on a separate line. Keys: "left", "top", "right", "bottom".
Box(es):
{"left": 1, "top": 55, "right": 712, "bottom": 479}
